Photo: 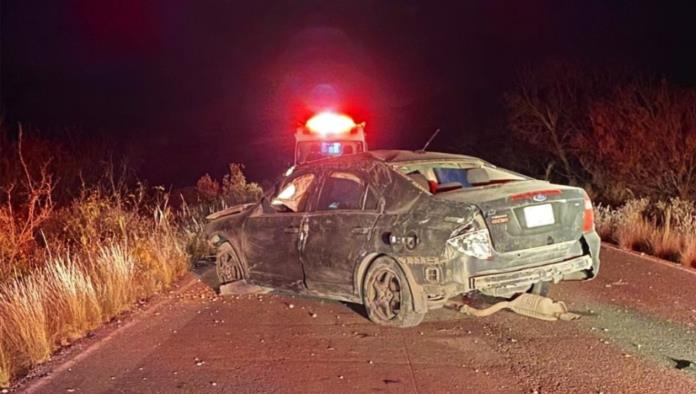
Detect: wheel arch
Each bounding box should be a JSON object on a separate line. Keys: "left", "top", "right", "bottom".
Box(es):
{"left": 353, "top": 253, "right": 428, "bottom": 313}
{"left": 209, "top": 230, "right": 248, "bottom": 271}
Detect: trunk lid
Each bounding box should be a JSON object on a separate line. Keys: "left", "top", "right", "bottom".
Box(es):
{"left": 436, "top": 180, "right": 586, "bottom": 253}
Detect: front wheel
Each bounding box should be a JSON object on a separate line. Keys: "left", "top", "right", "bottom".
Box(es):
{"left": 362, "top": 257, "right": 425, "bottom": 328}
{"left": 216, "top": 242, "right": 246, "bottom": 284}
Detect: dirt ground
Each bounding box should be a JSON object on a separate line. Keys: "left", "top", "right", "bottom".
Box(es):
{"left": 16, "top": 246, "right": 696, "bottom": 393}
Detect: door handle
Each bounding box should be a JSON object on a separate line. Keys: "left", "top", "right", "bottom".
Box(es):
{"left": 351, "top": 227, "right": 370, "bottom": 235}
{"left": 284, "top": 226, "right": 300, "bottom": 234}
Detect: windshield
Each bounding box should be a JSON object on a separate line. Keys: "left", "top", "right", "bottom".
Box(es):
{"left": 395, "top": 161, "right": 529, "bottom": 194}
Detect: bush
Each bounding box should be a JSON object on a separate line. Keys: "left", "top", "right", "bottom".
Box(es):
{"left": 505, "top": 65, "right": 696, "bottom": 203}
{"left": 183, "top": 163, "right": 263, "bottom": 262}
{"left": 0, "top": 128, "right": 256, "bottom": 387}
{"left": 596, "top": 198, "right": 696, "bottom": 268}
{"left": 581, "top": 81, "right": 696, "bottom": 201}
{"left": 0, "top": 191, "right": 189, "bottom": 387}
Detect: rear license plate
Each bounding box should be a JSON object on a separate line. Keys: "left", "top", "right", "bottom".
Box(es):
{"left": 523, "top": 204, "right": 555, "bottom": 228}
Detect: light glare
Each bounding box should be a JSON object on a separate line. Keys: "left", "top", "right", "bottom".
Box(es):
{"left": 306, "top": 112, "right": 356, "bottom": 136}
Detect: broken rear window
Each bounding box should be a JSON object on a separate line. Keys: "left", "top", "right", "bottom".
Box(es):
{"left": 396, "top": 161, "right": 528, "bottom": 194}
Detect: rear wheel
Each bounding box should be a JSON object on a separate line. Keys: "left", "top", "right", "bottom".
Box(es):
{"left": 362, "top": 257, "right": 425, "bottom": 328}
{"left": 216, "top": 243, "right": 246, "bottom": 284}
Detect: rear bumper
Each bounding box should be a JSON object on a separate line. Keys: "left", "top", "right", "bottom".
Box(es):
{"left": 470, "top": 254, "right": 593, "bottom": 292}
{"left": 416, "top": 231, "right": 601, "bottom": 306}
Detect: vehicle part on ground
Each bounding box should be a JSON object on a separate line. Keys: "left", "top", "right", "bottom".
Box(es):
{"left": 448, "top": 293, "right": 580, "bottom": 321}
{"left": 216, "top": 243, "right": 246, "bottom": 284}
{"left": 362, "top": 257, "right": 425, "bottom": 327}
{"left": 219, "top": 280, "right": 272, "bottom": 296}
{"left": 528, "top": 281, "right": 550, "bottom": 297}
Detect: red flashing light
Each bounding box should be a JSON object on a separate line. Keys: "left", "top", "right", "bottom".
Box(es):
{"left": 305, "top": 112, "right": 356, "bottom": 136}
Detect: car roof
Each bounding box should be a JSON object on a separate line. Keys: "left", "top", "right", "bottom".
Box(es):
{"left": 296, "top": 150, "right": 485, "bottom": 170}
{"left": 367, "top": 150, "right": 483, "bottom": 163}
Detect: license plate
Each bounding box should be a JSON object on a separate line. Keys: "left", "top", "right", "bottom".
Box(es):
{"left": 523, "top": 204, "right": 555, "bottom": 228}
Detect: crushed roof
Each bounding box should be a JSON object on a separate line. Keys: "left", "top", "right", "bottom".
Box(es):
{"left": 297, "top": 150, "right": 485, "bottom": 170}
{"left": 366, "top": 150, "right": 481, "bottom": 163}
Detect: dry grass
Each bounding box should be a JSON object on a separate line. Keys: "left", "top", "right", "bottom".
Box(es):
{"left": 0, "top": 221, "right": 188, "bottom": 387}
{"left": 681, "top": 238, "right": 696, "bottom": 268}
{"left": 0, "top": 128, "right": 255, "bottom": 388}
{"left": 615, "top": 217, "right": 653, "bottom": 252}
{"left": 0, "top": 340, "right": 9, "bottom": 389}
{"left": 597, "top": 198, "right": 696, "bottom": 267}
{"left": 0, "top": 158, "right": 258, "bottom": 388}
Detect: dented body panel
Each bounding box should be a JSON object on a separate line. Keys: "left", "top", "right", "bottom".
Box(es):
{"left": 205, "top": 150, "right": 600, "bottom": 314}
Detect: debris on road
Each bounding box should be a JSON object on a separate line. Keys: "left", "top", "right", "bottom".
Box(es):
{"left": 447, "top": 294, "right": 581, "bottom": 321}
{"left": 219, "top": 280, "right": 271, "bottom": 296}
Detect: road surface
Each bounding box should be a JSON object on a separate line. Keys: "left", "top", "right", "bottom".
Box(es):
{"left": 18, "top": 245, "right": 696, "bottom": 393}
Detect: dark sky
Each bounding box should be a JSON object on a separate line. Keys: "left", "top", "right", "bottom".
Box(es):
{"left": 2, "top": 0, "right": 696, "bottom": 185}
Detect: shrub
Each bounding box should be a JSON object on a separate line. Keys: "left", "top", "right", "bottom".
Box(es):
{"left": 0, "top": 125, "right": 259, "bottom": 387}
{"left": 185, "top": 163, "right": 263, "bottom": 262}
{"left": 583, "top": 82, "right": 696, "bottom": 201}
{"left": 681, "top": 238, "right": 696, "bottom": 269}
{"left": 0, "top": 199, "right": 188, "bottom": 387}
{"left": 597, "top": 198, "right": 696, "bottom": 267}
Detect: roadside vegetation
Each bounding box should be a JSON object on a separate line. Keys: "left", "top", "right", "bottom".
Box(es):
{"left": 504, "top": 61, "right": 696, "bottom": 268}
{"left": 0, "top": 125, "right": 260, "bottom": 387}
{"left": 594, "top": 199, "right": 696, "bottom": 268}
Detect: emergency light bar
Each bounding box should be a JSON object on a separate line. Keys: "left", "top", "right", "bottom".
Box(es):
{"left": 293, "top": 111, "right": 367, "bottom": 165}
{"left": 305, "top": 112, "right": 357, "bottom": 136}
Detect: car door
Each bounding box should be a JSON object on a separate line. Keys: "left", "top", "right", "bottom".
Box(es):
{"left": 242, "top": 171, "right": 317, "bottom": 289}
{"left": 301, "top": 170, "right": 381, "bottom": 297}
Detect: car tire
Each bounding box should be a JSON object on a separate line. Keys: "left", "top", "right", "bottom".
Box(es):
{"left": 362, "top": 257, "right": 425, "bottom": 328}
{"left": 528, "top": 281, "right": 550, "bottom": 297}
{"left": 216, "top": 242, "right": 246, "bottom": 284}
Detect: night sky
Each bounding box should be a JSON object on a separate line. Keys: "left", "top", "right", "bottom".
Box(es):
{"left": 2, "top": 1, "right": 696, "bottom": 185}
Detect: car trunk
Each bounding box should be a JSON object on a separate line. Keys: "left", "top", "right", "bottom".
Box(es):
{"left": 436, "top": 180, "right": 586, "bottom": 254}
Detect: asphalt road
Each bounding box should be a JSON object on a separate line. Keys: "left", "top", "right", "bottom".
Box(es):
{"left": 19, "top": 246, "right": 696, "bottom": 393}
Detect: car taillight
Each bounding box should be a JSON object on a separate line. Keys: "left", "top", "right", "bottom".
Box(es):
{"left": 447, "top": 214, "right": 493, "bottom": 260}
{"left": 447, "top": 229, "right": 493, "bottom": 259}
{"left": 583, "top": 192, "right": 594, "bottom": 233}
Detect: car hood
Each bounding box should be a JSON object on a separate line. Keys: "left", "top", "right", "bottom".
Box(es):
{"left": 206, "top": 202, "right": 257, "bottom": 221}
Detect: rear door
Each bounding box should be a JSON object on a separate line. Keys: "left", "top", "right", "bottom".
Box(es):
{"left": 301, "top": 170, "right": 381, "bottom": 296}
{"left": 242, "top": 171, "right": 317, "bottom": 289}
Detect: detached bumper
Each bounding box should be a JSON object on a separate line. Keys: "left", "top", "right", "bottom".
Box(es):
{"left": 470, "top": 254, "right": 594, "bottom": 292}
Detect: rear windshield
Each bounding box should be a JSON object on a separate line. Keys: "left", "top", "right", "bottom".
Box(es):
{"left": 395, "top": 161, "right": 528, "bottom": 194}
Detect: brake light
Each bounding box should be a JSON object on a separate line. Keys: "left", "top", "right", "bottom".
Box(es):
{"left": 305, "top": 112, "right": 356, "bottom": 136}
{"left": 583, "top": 192, "right": 594, "bottom": 233}
{"left": 510, "top": 189, "right": 562, "bottom": 201}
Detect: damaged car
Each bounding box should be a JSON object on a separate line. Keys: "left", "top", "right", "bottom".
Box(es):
{"left": 205, "top": 150, "right": 600, "bottom": 327}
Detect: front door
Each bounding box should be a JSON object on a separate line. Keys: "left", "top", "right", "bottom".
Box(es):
{"left": 243, "top": 172, "right": 316, "bottom": 289}
{"left": 301, "top": 171, "right": 380, "bottom": 296}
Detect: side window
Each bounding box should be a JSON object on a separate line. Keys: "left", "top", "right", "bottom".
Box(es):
{"left": 317, "top": 172, "right": 365, "bottom": 211}
{"left": 271, "top": 173, "right": 315, "bottom": 213}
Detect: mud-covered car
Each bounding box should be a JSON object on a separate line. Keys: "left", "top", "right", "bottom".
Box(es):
{"left": 205, "top": 150, "right": 600, "bottom": 327}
